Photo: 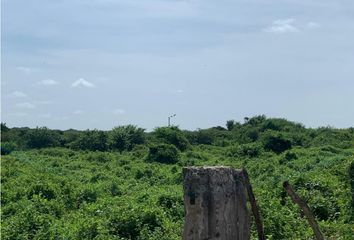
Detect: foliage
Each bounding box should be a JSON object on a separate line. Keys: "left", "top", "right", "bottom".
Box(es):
{"left": 226, "top": 143, "right": 263, "bottom": 158}
{"left": 23, "top": 127, "right": 61, "bottom": 149}
{"left": 262, "top": 131, "right": 292, "bottom": 154}
{"left": 226, "top": 120, "right": 235, "bottom": 131}
{"left": 153, "top": 127, "right": 190, "bottom": 151}
{"left": 1, "top": 142, "right": 18, "bottom": 155}
{"left": 109, "top": 125, "right": 145, "bottom": 152}
{"left": 71, "top": 129, "right": 108, "bottom": 151}
{"left": 146, "top": 144, "right": 180, "bottom": 164}
{"left": 1, "top": 116, "right": 354, "bottom": 239}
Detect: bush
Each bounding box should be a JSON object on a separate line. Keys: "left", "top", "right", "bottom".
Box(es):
{"left": 146, "top": 144, "right": 179, "bottom": 164}
{"left": 238, "top": 143, "right": 262, "bottom": 157}
{"left": 1, "top": 142, "right": 17, "bottom": 155}
{"left": 185, "top": 129, "right": 213, "bottom": 145}
{"left": 226, "top": 143, "right": 262, "bottom": 158}
{"left": 153, "top": 127, "right": 190, "bottom": 151}
{"left": 71, "top": 130, "right": 108, "bottom": 151}
{"left": 157, "top": 194, "right": 184, "bottom": 219}
{"left": 109, "top": 125, "right": 145, "bottom": 152}
{"left": 76, "top": 187, "right": 98, "bottom": 207}
{"left": 27, "top": 183, "right": 56, "bottom": 200}
{"left": 109, "top": 208, "right": 163, "bottom": 239}
{"left": 131, "top": 144, "right": 149, "bottom": 159}
{"left": 226, "top": 120, "right": 236, "bottom": 131}
{"left": 84, "top": 152, "right": 111, "bottom": 163}
{"left": 349, "top": 161, "right": 354, "bottom": 216}
{"left": 279, "top": 151, "right": 298, "bottom": 164}
{"left": 262, "top": 131, "right": 292, "bottom": 154}
{"left": 23, "top": 127, "right": 61, "bottom": 149}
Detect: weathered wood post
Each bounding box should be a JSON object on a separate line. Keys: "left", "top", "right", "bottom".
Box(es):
{"left": 183, "top": 166, "right": 250, "bottom": 240}
{"left": 283, "top": 181, "right": 324, "bottom": 240}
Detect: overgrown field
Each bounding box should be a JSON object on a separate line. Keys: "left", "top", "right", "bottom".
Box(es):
{"left": 1, "top": 116, "right": 354, "bottom": 239}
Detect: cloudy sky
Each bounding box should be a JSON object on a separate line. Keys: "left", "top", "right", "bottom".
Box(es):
{"left": 2, "top": 0, "right": 354, "bottom": 130}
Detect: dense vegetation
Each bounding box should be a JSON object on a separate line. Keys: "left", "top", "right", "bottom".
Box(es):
{"left": 1, "top": 115, "right": 354, "bottom": 239}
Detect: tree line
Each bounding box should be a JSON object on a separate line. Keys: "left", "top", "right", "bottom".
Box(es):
{"left": 2, "top": 115, "right": 354, "bottom": 163}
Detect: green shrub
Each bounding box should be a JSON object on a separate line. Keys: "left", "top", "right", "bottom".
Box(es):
{"left": 38, "top": 147, "right": 76, "bottom": 157}
{"left": 131, "top": 144, "right": 149, "bottom": 159}
{"left": 23, "top": 127, "right": 61, "bottom": 149}
{"left": 349, "top": 161, "right": 354, "bottom": 216}
{"left": 135, "top": 169, "right": 154, "bottom": 179}
{"left": 349, "top": 161, "right": 354, "bottom": 181}
{"left": 279, "top": 151, "right": 298, "bottom": 164}
{"left": 27, "top": 183, "right": 57, "bottom": 200}
{"left": 320, "top": 145, "right": 340, "bottom": 154}
{"left": 71, "top": 130, "right": 108, "bottom": 151}
{"left": 157, "top": 194, "right": 184, "bottom": 220}
{"left": 109, "top": 208, "right": 163, "bottom": 239}
{"left": 146, "top": 144, "right": 179, "bottom": 164}
{"left": 76, "top": 187, "right": 98, "bottom": 207}
{"left": 262, "top": 131, "right": 292, "bottom": 154}
{"left": 84, "top": 151, "right": 111, "bottom": 163}
{"left": 153, "top": 127, "right": 190, "bottom": 151}
{"left": 109, "top": 125, "right": 145, "bottom": 152}
{"left": 238, "top": 143, "right": 262, "bottom": 157}
{"left": 1, "top": 142, "right": 17, "bottom": 155}
{"left": 226, "top": 120, "right": 236, "bottom": 131}
{"left": 226, "top": 143, "right": 262, "bottom": 158}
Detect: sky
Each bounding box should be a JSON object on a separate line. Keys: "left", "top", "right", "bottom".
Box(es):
{"left": 1, "top": 0, "right": 354, "bottom": 131}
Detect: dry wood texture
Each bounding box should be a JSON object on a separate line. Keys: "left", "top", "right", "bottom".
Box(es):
{"left": 283, "top": 181, "right": 325, "bottom": 240}
{"left": 242, "top": 169, "right": 265, "bottom": 240}
{"left": 183, "top": 166, "right": 250, "bottom": 240}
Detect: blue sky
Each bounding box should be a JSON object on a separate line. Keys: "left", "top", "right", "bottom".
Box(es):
{"left": 2, "top": 0, "right": 354, "bottom": 130}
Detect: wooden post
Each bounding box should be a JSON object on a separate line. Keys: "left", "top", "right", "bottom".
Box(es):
{"left": 283, "top": 181, "right": 325, "bottom": 240}
{"left": 242, "top": 169, "right": 266, "bottom": 240}
{"left": 183, "top": 166, "right": 250, "bottom": 240}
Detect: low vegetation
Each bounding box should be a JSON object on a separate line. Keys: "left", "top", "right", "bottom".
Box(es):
{"left": 1, "top": 116, "right": 354, "bottom": 239}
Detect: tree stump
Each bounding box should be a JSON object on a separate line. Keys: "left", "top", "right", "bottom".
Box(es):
{"left": 183, "top": 166, "right": 250, "bottom": 240}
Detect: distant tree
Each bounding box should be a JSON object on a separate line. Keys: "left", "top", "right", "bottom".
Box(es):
{"left": 109, "top": 125, "right": 145, "bottom": 152}
{"left": 153, "top": 127, "right": 190, "bottom": 151}
{"left": 192, "top": 129, "right": 214, "bottom": 145}
{"left": 247, "top": 115, "right": 267, "bottom": 126}
{"left": 349, "top": 161, "right": 354, "bottom": 218}
{"left": 262, "top": 131, "right": 292, "bottom": 154}
{"left": 62, "top": 129, "right": 81, "bottom": 147}
{"left": 261, "top": 118, "right": 305, "bottom": 132}
{"left": 226, "top": 120, "right": 242, "bottom": 131}
{"left": 1, "top": 122, "right": 9, "bottom": 132}
{"left": 72, "top": 130, "right": 108, "bottom": 151}
{"left": 211, "top": 126, "right": 227, "bottom": 131}
{"left": 1, "top": 142, "right": 17, "bottom": 155}
{"left": 1, "top": 123, "right": 10, "bottom": 142}
{"left": 146, "top": 143, "right": 179, "bottom": 164}
{"left": 235, "top": 126, "right": 260, "bottom": 143}
{"left": 24, "top": 127, "right": 61, "bottom": 149}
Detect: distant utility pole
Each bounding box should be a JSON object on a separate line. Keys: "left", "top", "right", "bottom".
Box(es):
{"left": 168, "top": 114, "right": 176, "bottom": 127}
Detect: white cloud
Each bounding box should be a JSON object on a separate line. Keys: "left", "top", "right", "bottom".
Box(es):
{"left": 177, "top": 89, "right": 184, "bottom": 93}
{"left": 71, "top": 78, "right": 95, "bottom": 88}
{"left": 34, "top": 100, "right": 52, "bottom": 105}
{"left": 16, "top": 66, "right": 33, "bottom": 73}
{"left": 113, "top": 108, "right": 126, "bottom": 115}
{"left": 11, "top": 91, "right": 27, "bottom": 98}
{"left": 16, "top": 102, "right": 36, "bottom": 109}
{"left": 74, "top": 110, "right": 84, "bottom": 114}
{"left": 39, "top": 113, "right": 52, "bottom": 118}
{"left": 9, "top": 112, "right": 28, "bottom": 117}
{"left": 263, "top": 18, "right": 299, "bottom": 33}
{"left": 306, "top": 22, "right": 320, "bottom": 29}
{"left": 38, "top": 79, "right": 58, "bottom": 85}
